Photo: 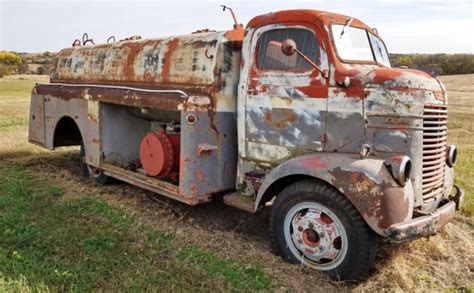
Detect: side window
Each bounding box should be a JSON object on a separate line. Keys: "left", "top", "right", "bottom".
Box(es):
{"left": 257, "top": 28, "right": 319, "bottom": 71}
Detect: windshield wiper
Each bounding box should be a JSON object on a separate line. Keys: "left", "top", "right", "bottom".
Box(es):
{"left": 338, "top": 17, "right": 353, "bottom": 41}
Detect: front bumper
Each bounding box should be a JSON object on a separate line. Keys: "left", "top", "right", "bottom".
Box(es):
{"left": 385, "top": 185, "right": 464, "bottom": 242}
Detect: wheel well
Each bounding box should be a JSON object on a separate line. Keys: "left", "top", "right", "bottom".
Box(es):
{"left": 258, "top": 174, "right": 337, "bottom": 207}
{"left": 53, "top": 116, "right": 83, "bottom": 148}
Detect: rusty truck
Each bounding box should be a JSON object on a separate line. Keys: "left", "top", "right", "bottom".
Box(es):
{"left": 28, "top": 8, "right": 464, "bottom": 281}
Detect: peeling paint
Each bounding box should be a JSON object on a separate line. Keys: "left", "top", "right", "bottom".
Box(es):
{"left": 29, "top": 9, "right": 459, "bottom": 243}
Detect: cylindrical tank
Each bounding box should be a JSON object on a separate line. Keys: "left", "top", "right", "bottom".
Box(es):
{"left": 53, "top": 30, "right": 242, "bottom": 89}
{"left": 52, "top": 29, "right": 244, "bottom": 121}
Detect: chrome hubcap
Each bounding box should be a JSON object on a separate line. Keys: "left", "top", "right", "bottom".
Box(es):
{"left": 284, "top": 202, "right": 348, "bottom": 270}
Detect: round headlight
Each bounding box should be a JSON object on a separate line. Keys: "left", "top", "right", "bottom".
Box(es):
{"left": 399, "top": 156, "right": 412, "bottom": 185}
{"left": 447, "top": 145, "right": 457, "bottom": 167}
{"left": 385, "top": 156, "right": 412, "bottom": 187}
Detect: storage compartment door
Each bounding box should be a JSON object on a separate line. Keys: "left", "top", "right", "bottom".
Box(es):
{"left": 28, "top": 94, "right": 45, "bottom": 145}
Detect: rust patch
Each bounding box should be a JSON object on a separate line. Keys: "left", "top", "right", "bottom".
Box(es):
{"left": 329, "top": 167, "right": 400, "bottom": 229}
{"left": 195, "top": 170, "right": 205, "bottom": 182}
{"left": 224, "top": 27, "right": 245, "bottom": 42}
{"left": 161, "top": 38, "right": 180, "bottom": 83}
{"left": 300, "top": 156, "right": 329, "bottom": 169}
{"left": 264, "top": 108, "right": 297, "bottom": 129}
{"left": 329, "top": 164, "right": 412, "bottom": 231}
{"left": 35, "top": 84, "right": 187, "bottom": 111}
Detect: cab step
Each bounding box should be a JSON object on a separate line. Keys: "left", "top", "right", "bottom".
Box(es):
{"left": 223, "top": 192, "right": 256, "bottom": 213}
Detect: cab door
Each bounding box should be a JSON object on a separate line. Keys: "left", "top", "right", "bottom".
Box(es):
{"left": 240, "top": 24, "right": 329, "bottom": 164}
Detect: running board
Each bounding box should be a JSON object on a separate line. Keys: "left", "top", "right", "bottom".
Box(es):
{"left": 99, "top": 163, "right": 208, "bottom": 205}
{"left": 223, "top": 192, "right": 256, "bottom": 213}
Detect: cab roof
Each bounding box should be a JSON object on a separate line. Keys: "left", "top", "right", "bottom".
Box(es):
{"left": 247, "top": 9, "right": 373, "bottom": 33}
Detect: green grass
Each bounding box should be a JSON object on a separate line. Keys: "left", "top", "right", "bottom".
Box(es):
{"left": 0, "top": 76, "right": 47, "bottom": 131}
{"left": 448, "top": 108, "right": 474, "bottom": 215}
{"left": 0, "top": 78, "right": 40, "bottom": 98}
{"left": 0, "top": 116, "right": 28, "bottom": 129}
{"left": 179, "top": 246, "right": 272, "bottom": 291}
{"left": 0, "top": 164, "right": 274, "bottom": 291}
{"left": 0, "top": 274, "right": 49, "bottom": 292}
{"left": 0, "top": 79, "right": 34, "bottom": 131}
{"left": 0, "top": 76, "right": 50, "bottom": 158}
{"left": 450, "top": 138, "right": 474, "bottom": 215}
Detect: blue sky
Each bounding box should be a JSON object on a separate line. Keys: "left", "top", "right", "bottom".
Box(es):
{"left": 1, "top": 0, "right": 473, "bottom": 53}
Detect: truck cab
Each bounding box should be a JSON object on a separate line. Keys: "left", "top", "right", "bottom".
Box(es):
{"left": 28, "top": 9, "right": 463, "bottom": 281}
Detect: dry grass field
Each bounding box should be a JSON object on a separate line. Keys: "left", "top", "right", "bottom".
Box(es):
{"left": 0, "top": 74, "right": 473, "bottom": 291}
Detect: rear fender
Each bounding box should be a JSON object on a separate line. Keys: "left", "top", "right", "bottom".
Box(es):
{"left": 256, "top": 153, "right": 414, "bottom": 235}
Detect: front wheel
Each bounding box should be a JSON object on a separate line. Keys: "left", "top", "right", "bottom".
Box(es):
{"left": 79, "top": 143, "right": 110, "bottom": 185}
{"left": 270, "top": 180, "right": 377, "bottom": 281}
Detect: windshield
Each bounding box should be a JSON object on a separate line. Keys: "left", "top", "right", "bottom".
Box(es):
{"left": 332, "top": 24, "right": 391, "bottom": 67}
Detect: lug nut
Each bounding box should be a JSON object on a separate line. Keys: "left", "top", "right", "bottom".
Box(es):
{"left": 298, "top": 226, "right": 303, "bottom": 232}
{"left": 308, "top": 222, "right": 314, "bottom": 228}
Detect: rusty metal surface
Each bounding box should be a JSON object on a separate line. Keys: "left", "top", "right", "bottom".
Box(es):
{"left": 179, "top": 110, "right": 237, "bottom": 198}
{"left": 34, "top": 83, "right": 188, "bottom": 111}
{"left": 238, "top": 9, "right": 452, "bottom": 217}
{"left": 99, "top": 163, "right": 207, "bottom": 205}
{"left": 385, "top": 200, "right": 456, "bottom": 242}
{"left": 421, "top": 105, "right": 447, "bottom": 203}
{"left": 28, "top": 95, "right": 45, "bottom": 145}
{"left": 252, "top": 153, "right": 414, "bottom": 235}
{"left": 223, "top": 191, "right": 256, "bottom": 213}
{"left": 31, "top": 26, "right": 243, "bottom": 204}
{"left": 54, "top": 33, "right": 221, "bottom": 86}
{"left": 28, "top": 9, "right": 459, "bottom": 239}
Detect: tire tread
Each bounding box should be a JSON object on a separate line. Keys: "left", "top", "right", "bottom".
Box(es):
{"left": 269, "top": 179, "right": 377, "bottom": 281}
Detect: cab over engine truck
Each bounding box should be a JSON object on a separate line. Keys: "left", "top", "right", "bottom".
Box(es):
{"left": 28, "top": 8, "right": 464, "bottom": 280}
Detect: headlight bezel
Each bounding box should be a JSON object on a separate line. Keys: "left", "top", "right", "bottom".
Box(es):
{"left": 384, "top": 155, "right": 412, "bottom": 187}
{"left": 446, "top": 145, "right": 457, "bottom": 167}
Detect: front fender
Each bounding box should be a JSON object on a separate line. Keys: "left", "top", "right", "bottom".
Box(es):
{"left": 256, "top": 153, "right": 415, "bottom": 235}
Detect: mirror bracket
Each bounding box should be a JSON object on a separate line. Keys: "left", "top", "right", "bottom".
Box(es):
{"left": 280, "top": 39, "right": 328, "bottom": 79}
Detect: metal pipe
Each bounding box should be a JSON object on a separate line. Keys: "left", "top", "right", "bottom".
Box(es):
{"left": 36, "top": 83, "right": 189, "bottom": 97}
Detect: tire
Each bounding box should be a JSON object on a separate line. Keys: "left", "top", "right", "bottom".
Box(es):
{"left": 79, "top": 143, "right": 110, "bottom": 185}
{"left": 79, "top": 143, "right": 90, "bottom": 177}
{"left": 270, "top": 179, "right": 377, "bottom": 281}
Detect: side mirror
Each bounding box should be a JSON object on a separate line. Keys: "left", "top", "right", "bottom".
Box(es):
{"left": 269, "top": 38, "right": 328, "bottom": 79}
{"left": 281, "top": 39, "right": 297, "bottom": 56}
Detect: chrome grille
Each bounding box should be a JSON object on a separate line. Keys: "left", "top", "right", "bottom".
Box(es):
{"left": 422, "top": 105, "right": 447, "bottom": 203}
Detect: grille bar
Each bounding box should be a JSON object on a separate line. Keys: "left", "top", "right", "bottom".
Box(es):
{"left": 422, "top": 105, "right": 447, "bottom": 203}
{"left": 424, "top": 108, "right": 447, "bottom": 113}
{"left": 423, "top": 143, "right": 446, "bottom": 148}
{"left": 423, "top": 131, "right": 447, "bottom": 137}
{"left": 422, "top": 156, "right": 446, "bottom": 167}
{"left": 422, "top": 172, "right": 445, "bottom": 184}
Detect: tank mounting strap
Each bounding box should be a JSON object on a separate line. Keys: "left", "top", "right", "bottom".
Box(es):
{"left": 36, "top": 83, "right": 189, "bottom": 98}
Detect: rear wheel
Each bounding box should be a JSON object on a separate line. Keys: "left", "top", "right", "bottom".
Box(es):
{"left": 270, "top": 179, "right": 377, "bottom": 281}
{"left": 80, "top": 143, "right": 110, "bottom": 185}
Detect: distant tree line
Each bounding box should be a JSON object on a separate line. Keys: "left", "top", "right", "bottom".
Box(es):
{"left": 1, "top": 51, "right": 473, "bottom": 78}
{"left": 390, "top": 53, "right": 474, "bottom": 76}
{"left": 0, "top": 51, "right": 54, "bottom": 77}
{"left": 0, "top": 52, "right": 23, "bottom": 77}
